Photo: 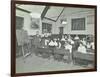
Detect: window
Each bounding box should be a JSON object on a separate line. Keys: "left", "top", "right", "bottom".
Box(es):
{"left": 42, "top": 22, "right": 52, "bottom": 33}
{"left": 71, "top": 18, "right": 85, "bottom": 30}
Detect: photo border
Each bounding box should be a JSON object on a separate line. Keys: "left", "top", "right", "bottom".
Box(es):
{"left": 11, "top": 0, "right": 97, "bottom": 77}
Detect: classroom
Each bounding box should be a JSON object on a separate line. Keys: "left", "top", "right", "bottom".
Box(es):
{"left": 16, "top": 4, "right": 95, "bottom": 73}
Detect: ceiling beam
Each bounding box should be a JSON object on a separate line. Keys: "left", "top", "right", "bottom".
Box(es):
{"left": 44, "top": 17, "right": 56, "bottom": 22}
{"left": 16, "top": 6, "right": 31, "bottom": 13}
{"left": 16, "top": 6, "right": 56, "bottom": 22}
{"left": 56, "top": 7, "right": 65, "bottom": 22}
{"left": 41, "top": 6, "right": 50, "bottom": 19}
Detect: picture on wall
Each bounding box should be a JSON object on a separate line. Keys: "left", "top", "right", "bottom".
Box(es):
{"left": 30, "top": 17, "right": 40, "bottom": 29}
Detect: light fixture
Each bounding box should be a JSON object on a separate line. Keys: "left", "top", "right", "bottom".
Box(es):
{"left": 61, "top": 19, "right": 67, "bottom": 25}
{"left": 30, "top": 12, "right": 41, "bottom": 18}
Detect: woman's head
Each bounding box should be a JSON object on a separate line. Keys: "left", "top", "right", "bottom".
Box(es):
{"left": 79, "top": 42, "right": 83, "bottom": 46}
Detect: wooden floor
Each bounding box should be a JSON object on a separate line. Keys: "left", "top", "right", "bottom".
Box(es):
{"left": 16, "top": 51, "right": 93, "bottom": 73}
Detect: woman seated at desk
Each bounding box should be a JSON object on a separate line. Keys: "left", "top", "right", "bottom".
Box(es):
{"left": 64, "top": 35, "right": 68, "bottom": 40}
{"left": 86, "top": 42, "right": 91, "bottom": 49}
{"left": 61, "top": 35, "right": 66, "bottom": 48}
{"left": 56, "top": 38, "right": 61, "bottom": 48}
{"left": 91, "top": 41, "right": 95, "bottom": 50}
{"left": 86, "top": 42, "right": 94, "bottom": 53}
{"left": 78, "top": 42, "right": 87, "bottom": 53}
{"left": 45, "top": 37, "right": 49, "bottom": 47}
{"left": 54, "top": 38, "right": 58, "bottom": 47}
{"left": 87, "top": 41, "right": 95, "bottom": 53}
{"left": 74, "top": 35, "right": 80, "bottom": 50}
{"left": 74, "top": 35, "right": 80, "bottom": 41}
{"left": 64, "top": 41, "right": 72, "bottom": 53}
{"left": 48, "top": 39, "right": 58, "bottom": 48}
{"left": 81, "top": 38, "right": 87, "bottom": 46}
{"left": 67, "top": 35, "right": 74, "bottom": 45}
{"left": 48, "top": 39, "right": 58, "bottom": 54}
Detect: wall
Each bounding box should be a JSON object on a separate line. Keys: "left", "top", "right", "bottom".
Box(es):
{"left": 16, "top": 9, "right": 42, "bottom": 36}
{"left": 16, "top": 8, "right": 95, "bottom": 36}
{"left": 53, "top": 9, "right": 95, "bottom": 35}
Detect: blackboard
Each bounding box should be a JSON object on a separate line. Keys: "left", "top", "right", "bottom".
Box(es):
{"left": 16, "top": 30, "right": 31, "bottom": 57}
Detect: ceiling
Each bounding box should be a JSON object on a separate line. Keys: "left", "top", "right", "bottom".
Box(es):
{"left": 16, "top": 4, "right": 45, "bottom": 14}
{"left": 16, "top": 4, "right": 94, "bottom": 22}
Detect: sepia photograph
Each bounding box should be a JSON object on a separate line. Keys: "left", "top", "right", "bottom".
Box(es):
{"left": 11, "top": 1, "right": 97, "bottom": 76}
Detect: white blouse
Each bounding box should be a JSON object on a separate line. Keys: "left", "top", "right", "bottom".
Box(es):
{"left": 91, "top": 42, "right": 94, "bottom": 49}
{"left": 74, "top": 36, "right": 79, "bottom": 40}
{"left": 48, "top": 41, "right": 55, "bottom": 46}
{"left": 65, "top": 44, "right": 72, "bottom": 53}
{"left": 54, "top": 41, "right": 58, "bottom": 46}
{"left": 61, "top": 38, "right": 66, "bottom": 41}
{"left": 78, "top": 46, "right": 87, "bottom": 53}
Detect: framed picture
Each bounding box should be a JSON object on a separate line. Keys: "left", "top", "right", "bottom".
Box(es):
{"left": 11, "top": 0, "right": 97, "bottom": 77}
{"left": 30, "top": 17, "right": 40, "bottom": 29}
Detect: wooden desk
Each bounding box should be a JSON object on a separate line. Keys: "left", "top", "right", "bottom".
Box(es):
{"left": 73, "top": 52, "right": 94, "bottom": 61}
{"left": 73, "top": 51, "right": 94, "bottom": 65}
{"left": 35, "top": 48, "right": 52, "bottom": 59}
{"left": 53, "top": 48, "right": 71, "bottom": 62}
{"left": 54, "top": 48, "right": 70, "bottom": 55}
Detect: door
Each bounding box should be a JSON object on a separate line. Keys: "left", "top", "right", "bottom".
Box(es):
{"left": 59, "top": 27, "right": 64, "bottom": 34}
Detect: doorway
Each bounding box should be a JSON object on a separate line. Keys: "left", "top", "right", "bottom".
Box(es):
{"left": 59, "top": 27, "right": 64, "bottom": 34}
